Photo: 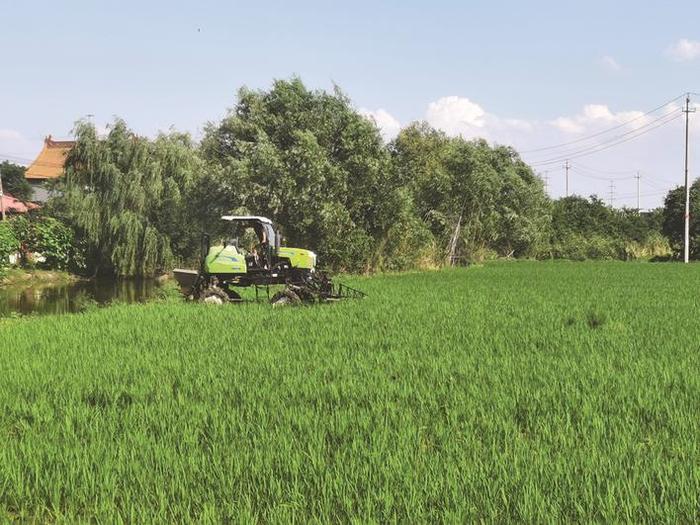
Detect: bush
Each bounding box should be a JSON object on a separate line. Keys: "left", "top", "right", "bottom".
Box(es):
{"left": 0, "top": 221, "right": 20, "bottom": 271}
{"left": 550, "top": 233, "right": 625, "bottom": 261}
{"left": 29, "top": 218, "right": 75, "bottom": 270}
{"left": 380, "top": 214, "right": 438, "bottom": 272}
{"left": 624, "top": 232, "right": 673, "bottom": 260}
{"left": 6, "top": 216, "right": 83, "bottom": 272}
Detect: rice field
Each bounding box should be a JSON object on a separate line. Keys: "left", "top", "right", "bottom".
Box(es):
{"left": 1, "top": 261, "right": 699, "bottom": 522}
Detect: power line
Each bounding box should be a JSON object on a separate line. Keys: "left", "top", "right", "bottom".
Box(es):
{"left": 573, "top": 162, "right": 639, "bottom": 176}
{"left": 0, "top": 154, "right": 35, "bottom": 165}
{"left": 0, "top": 154, "right": 66, "bottom": 169}
{"left": 530, "top": 112, "right": 682, "bottom": 167}
{"left": 641, "top": 177, "right": 673, "bottom": 191}
{"left": 570, "top": 166, "right": 635, "bottom": 181}
{"left": 520, "top": 93, "right": 685, "bottom": 154}
{"left": 529, "top": 110, "right": 681, "bottom": 165}
{"left": 616, "top": 189, "right": 668, "bottom": 198}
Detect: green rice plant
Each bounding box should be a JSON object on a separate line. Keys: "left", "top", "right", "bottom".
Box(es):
{"left": 0, "top": 261, "right": 699, "bottom": 522}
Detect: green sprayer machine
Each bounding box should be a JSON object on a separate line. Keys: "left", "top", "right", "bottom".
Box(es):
{"left": 173, "top": 216, "right": 365, "bottom": 306}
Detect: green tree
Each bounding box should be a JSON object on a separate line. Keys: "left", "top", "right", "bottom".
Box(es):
{"left": 551, "top": 196, "right": 618, "bottom": 241}
{"left": 391, "top": 123, "right": 551, "bottom": 262}
{"left": 53, "top": 120, "right": 205, "bottom": 277}
{"left": 661, "top": 180, "right": 700, "bottom": 259}
{"left": 550, "top": 195, "right": 669, "bottom": 260}
{"left": 200, "top": 77, "right": 401, "bottom": 271}
{"left": 0, "top": 161, "right": 32, "bottom": 201}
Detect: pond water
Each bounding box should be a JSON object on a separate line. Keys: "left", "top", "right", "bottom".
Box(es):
{"left": 0, "top": 278, "right": 165, "bottom": 317}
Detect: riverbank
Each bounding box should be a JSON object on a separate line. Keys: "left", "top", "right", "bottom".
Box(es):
{"left": 0, "top": 268, "right": 83, "bottom": 287}
{"left": 0, "top": 270, "right": 174, "bottom": 317}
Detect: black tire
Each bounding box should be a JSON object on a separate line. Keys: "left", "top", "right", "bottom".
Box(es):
{"left": 293, "top": 286, "right": 316, "bottom": 304}
{"left": 199, "top": 286, "right": 229, "bottom": 305}
{"left": 270, "top": 289, "right": 302, "bottom": 307}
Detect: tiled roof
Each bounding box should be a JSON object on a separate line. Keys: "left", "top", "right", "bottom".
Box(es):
{"left": 1, "top": 192, "right": 40, "bottom": 214}
{"left": 25, "top": 135, "right": 75, "bottom": 180}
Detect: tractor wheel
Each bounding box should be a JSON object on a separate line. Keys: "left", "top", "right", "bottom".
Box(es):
{"left": 270, "top": 289, "right": 301, "bottom": 307}
{"left": 199, "top": 286, "right": 229, "bottom": 305}
{"left": 293, "top": 286, "right": 316, "bottom": 304}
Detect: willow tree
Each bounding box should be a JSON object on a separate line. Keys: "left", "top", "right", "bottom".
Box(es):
{"left": 57, "top": 120, "right": 203, "bottom": 277}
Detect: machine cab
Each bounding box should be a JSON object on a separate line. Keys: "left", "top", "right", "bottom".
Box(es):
{"left": 204, "top": 216, "right": 316, "bottom": 276}
{"left": 220, "top": 215, "right": 279, "bottom": 271}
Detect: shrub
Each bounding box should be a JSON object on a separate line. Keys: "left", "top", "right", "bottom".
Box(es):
{"left": 550, "top": 233, "right": 625, "bottom": 261}
{"left": 380, "top": 214, "right": 438, "bottom": 272}
{"left": 0, "top": 221, "right": 20, "bottom": 272}
{"left": 624, "top": 232, "right": 672, "bottom": 260}
{"left": 7, "top": 216, "right": 82, "bottom": 272}
{"left": 28, "top": 218, "right": 75, "bottom": 271}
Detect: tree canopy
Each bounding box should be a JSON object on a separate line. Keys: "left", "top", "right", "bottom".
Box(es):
{"left": 52, "top": 120, "right": 204, "bottom": 277}
{"left": 661, "top": 180, "right": 700, "bottom": 259}
{"left": 34, "top": 77, "right": 681, "bottom": 276}
{"left": 0, "top": 161, "right": 32, "bottom": 202}
{"left": 200, "top": 78, "right": 400, "bottom": 271}
{"left": 391, "top": 123, "right": 551, "bottom": 262}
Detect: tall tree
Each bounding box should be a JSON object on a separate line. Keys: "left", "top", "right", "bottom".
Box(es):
{"left": 200, "top": 77, "right": 400, "bottom": 271}
{"left": 0, "top": 161, "right": 32, "bottom": 201}
{"left": 661, "top": 180, "right": 700, "bottom": 259}
{"left": 53, "top": 120, "right": 204, "bottom": 277}
{"left": 391, "top": 123, "right": 551, "bottom": 261}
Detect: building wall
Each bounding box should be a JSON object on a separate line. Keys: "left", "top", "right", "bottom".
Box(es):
{"left": 29, "top": 181, "right": 52, "bottom": 203}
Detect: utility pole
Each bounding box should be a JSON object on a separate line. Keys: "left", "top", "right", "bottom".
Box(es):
{"left": 564, "top": 160, "right": 570, "bottom": 197}
{"left": 634, "top": 171, "right": 641, "bottom": 213}
{"left": 683, "top": 94, "right": 695, "bottom": 263}
{"left": 542, "top": 170, "right": 550, "bottom": 192}
{"left": 0, "top": 170, "right": 5, "bottom": 221}
{"left": 609, "top": 180, "right": 615, "bottom": 207}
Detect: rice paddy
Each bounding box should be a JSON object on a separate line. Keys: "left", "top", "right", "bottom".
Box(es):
{"left": 1, "top": 261, "right": 699, "bottom": 522}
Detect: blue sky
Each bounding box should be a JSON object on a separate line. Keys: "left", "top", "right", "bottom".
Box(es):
{"left": 2, "top": 0, "right": 700, "bottom": 208}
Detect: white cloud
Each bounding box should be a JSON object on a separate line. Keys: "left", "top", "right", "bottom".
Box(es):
{"left": 550, "top": 104, "right": 650, "bottom": 134}
{"left": 423, "top": 96, "right": 533, "bottom": 142}
{"left": 359, "top": 108, "right": 401, "bottom": 141}
{"left": 667, "top": 38, "right": 700, "bottom": 62}
{"left": 425, "top": 96, "right": 486, "bottom": 137}
{"left": 600, "top": 55, "right": 621, "bottom": 71}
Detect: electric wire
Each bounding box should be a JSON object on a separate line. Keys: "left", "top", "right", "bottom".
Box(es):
{"left": 529, "top": 112, "right": 682, "bottom": 167}
{"left": 529, "top": 110, "right": 681, "bottom": 164}
{"left": 520, "top": 93, "right": 685, "bottom": 154}
{"left": 570, "top": 166, "right": 636, "bottom": 181}
{"left": 573, "top": 162, "right": 639, "bottom": 176}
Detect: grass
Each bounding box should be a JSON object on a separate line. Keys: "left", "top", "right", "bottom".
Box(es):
{"left": 1, "top": 261, "right": 699, "bottom": 522}
{"left": 0, "top": 268, "right": 80, "bottom": 287}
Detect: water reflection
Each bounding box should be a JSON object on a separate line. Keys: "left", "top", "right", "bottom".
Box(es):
{"left": 0, "top": 278, "right": 163, "bottom": 317}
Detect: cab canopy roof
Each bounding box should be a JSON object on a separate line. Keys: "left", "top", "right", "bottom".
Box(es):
{"left": 221, "top": 215, "right": 272, "bottom": 224}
